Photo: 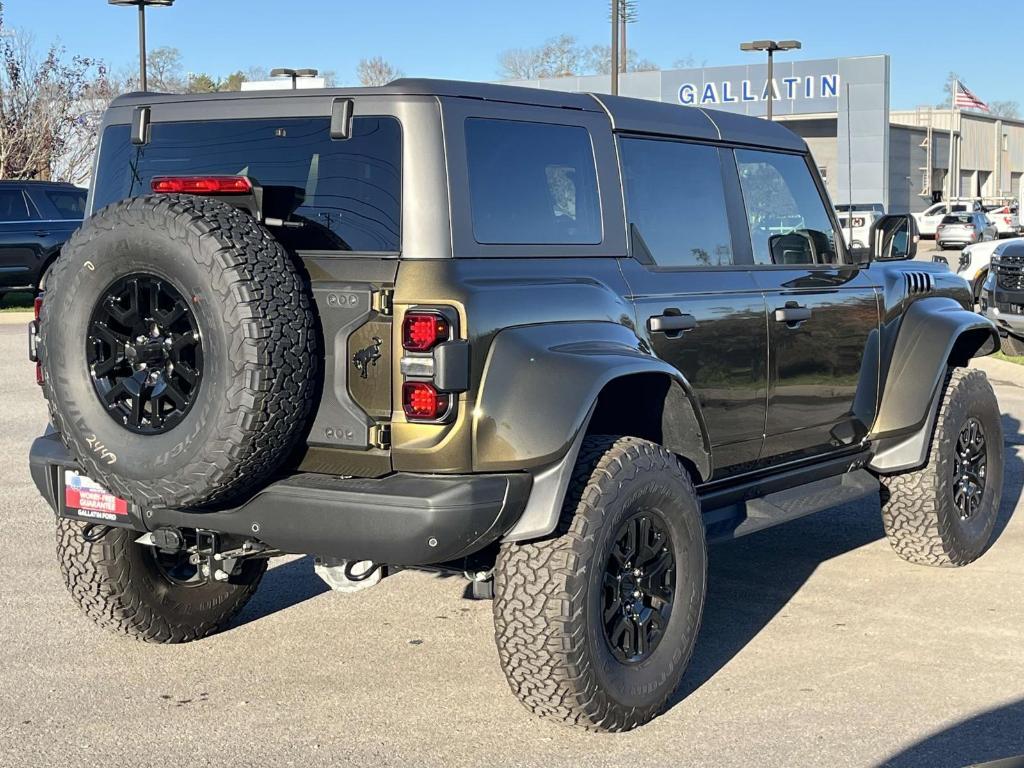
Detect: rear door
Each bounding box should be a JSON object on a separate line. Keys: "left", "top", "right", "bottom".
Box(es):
{"left": 618, "top": 136, "right": 769, "bottom": 475}
{"left": 0, "top": 187, "right": 46, "bottom": 291}
{"left": 731, "top": 148, "right": 881, "bottom": 463}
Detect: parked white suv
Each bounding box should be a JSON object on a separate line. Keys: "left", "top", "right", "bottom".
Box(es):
{"left": 939, "top": 236, "right": 1024, "bottom": 302}
{"left": 913, "top": 200, "right": 984, "bottom": 237}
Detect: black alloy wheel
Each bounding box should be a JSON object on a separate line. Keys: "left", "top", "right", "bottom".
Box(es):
{"left": 602, "top": 511, "right": 676, "bottom": 664}
{"left": 952, "top": 417, "right": 988, "bottom": 520}
{"left": 86, "top": 274, "right": 203, "bottom": 434}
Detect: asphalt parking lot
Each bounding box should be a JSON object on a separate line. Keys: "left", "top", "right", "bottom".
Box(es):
{"left": 0, "top": 314, "right": 1022, "bottom": 768}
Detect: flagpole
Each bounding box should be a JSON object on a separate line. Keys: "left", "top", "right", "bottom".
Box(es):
{"left": 948, "top": 77, "right": 957, "bottom": 202}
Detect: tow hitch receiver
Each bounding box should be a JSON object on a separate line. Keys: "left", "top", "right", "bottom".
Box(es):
{"left": 135, "top": 528, "right": 276, "bottom": 583}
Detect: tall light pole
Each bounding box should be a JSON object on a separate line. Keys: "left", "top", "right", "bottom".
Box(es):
{"left": 108, "top": 0, "right": 175, "bottom": 92}
{"left": 740, "top": 39, "right": 801, "bottom": 120}
{"left": 610, "top": 0, "right": 619, "bottom": 95}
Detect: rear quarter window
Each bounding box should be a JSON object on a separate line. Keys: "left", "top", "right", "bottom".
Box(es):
{"left": 92, "top": 116, "right": 401, "bottom": 253}
{"left": 45, "top": 189, "right": 87, "bottom": 219}
{"left": 464, "top": 118, "right": 602, "bottom": 245}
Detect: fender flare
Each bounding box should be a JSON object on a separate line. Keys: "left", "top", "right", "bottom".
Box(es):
{"left": 869, "top": 296, "right": 999, "bottom": 472}
{"left": 474, "top": 322, "right": 712, "bottom": 542}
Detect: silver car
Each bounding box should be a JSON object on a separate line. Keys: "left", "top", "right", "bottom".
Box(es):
{"left": 936, "top": 211, "right": 997, "bottom": 249}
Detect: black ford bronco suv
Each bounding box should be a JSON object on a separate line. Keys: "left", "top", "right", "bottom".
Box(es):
{"left": 29, "top": 80, "right": 1005, "bottom": 732}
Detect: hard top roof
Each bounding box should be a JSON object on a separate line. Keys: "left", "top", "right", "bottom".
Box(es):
{"left": 0, "top": 179, "right": 80, "bottom": 187}
{"left": 110, "top": 77, "right": 806, "bottom": 152}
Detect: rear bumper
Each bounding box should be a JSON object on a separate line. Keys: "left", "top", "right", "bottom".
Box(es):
{"left": 30, "top": 432, "right": 532, "bottom": 566}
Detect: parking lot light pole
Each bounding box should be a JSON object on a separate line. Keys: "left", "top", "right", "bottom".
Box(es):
{"left": 108, "top": 0, "right": 175, "bottom": 92}
{"left": 610, "top": 0, "right": 619, "bottom": 95}
{"left": 740, "top": 39, "right": 802, "bottom": 120}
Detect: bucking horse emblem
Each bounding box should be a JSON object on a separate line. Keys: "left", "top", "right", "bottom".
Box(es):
{"left": 352, "top": 336, "right": 383, "bottom": 379}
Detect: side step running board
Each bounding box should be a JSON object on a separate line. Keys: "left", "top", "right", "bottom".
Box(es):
{"left": 703, "top": 469, "right": 879, "bottom": 543}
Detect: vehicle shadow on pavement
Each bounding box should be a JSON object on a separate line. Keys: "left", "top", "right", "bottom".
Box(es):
{"left": 992, "top": 413, "right": 1024, "bottom": 545}
{"left": 231, "top": 556, "right": 329, "bottom": 625}
{"left": 671, "top": 496, "right": 886, "bottom": 705}
{"left": 877, "top": 697, "right": 1024, "bottom": 768}
{"left": 672, "top": 411, "right": 1024, "bottom": 709}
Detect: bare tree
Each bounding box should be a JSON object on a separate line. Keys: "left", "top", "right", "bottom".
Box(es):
{"left": 672, "top": 55, "right": 704, "bottom": 69}
{"left": 0, "top": 10, "right": 108, "bottom": 184}
{"left": 357, "top": 57, "right": 402, "bottom": 87}
{"left": 989, "top": 100, "right": 1020, "bottom": 119}
{"left": 584, "top": 45, "right": 657, "bottom": 75}
{"left": 244, "top": 65, "right": 269, "bottom": 83}
{"left": 145, "top": 46, "right": 186, "bottom": 92}
{"left": 499, "top": 34, "right": 585, "bottom": 80}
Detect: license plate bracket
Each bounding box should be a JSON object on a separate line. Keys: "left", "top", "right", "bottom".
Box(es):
{"left": 59, "top": 470, "right": 134, "bottom": 527}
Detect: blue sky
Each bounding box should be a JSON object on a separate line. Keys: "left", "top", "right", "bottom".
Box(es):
{"left": 6, "top": 0, "right": 1018, "bottom": 109}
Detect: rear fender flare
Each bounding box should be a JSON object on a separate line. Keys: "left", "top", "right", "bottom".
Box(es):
{"left": 474, "top": 321, "right": 710, "bottom": 474}
{"left": 478, "top": 322, "right": 712, "bottom": 543}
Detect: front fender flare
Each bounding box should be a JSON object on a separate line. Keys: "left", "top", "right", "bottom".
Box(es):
{"left": 869, "top": 297, "right": 999, "bottom": 472}
{"left": 473, "top": 321, "right": 710, "bottom": 476}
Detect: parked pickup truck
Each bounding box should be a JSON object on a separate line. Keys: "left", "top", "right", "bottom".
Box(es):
{"left": 29, "top": 80, "right": 1003, "bottom": 732}
{"left": 0, "top": 180, "right": 86, "bottom": 298}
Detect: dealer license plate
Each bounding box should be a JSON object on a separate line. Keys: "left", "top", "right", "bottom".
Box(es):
{"left": 61, "top": 470, "right": 131, "bottom": 525}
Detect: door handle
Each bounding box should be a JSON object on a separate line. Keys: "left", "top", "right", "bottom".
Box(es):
{"left": 33, "top": 231, "right": 50, "bottom": 238}
{"left": 648, "top": 312, "right": 698, "bottom": 334}
{"left": 774, "top": 303, "right": 812, "bottom": 324}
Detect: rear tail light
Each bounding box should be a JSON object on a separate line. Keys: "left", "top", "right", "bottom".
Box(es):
{"left": 151, "top": 175, "right": 253, "bottom": 195}
{"left": 402, "top": 311, "right": 450, "bottom": 352}
{"left": 30, "top": 293, "right": 43, "bottom": 385}
{"left": 402, "top": 381, "right": 450, "bottom": 420}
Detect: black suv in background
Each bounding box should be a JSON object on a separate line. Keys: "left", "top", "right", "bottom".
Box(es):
{"left": 982, "top": 240, "right": 1024, "bottom": 354}
{"left": 0, "top": 180, "right": 86, "bottom": 297}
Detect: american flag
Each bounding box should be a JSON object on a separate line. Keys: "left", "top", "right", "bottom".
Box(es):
{"left": 954, "top": 81, "right": 990, "bottom": 112}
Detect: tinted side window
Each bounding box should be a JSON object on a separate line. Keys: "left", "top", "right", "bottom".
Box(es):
{"left": 465, "top": 118, "right": 601, "bottom": 245}
{"left": 620, "top": 138, "right": 734, "bottom": 267}
{"left": 0, "top": 189, "right": 34, "bottom": 222}
{"left": 735, "top": 149, "right": 839, "bottom": 266}
{"left": 93, "top": 117, "right": 401, "bottom": 252}
{"left": 46, "top": 189, "right": 87, "bottom": 219}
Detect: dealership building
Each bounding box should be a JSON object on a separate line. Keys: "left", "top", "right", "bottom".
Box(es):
{"left": 504, "top": 55, "right": 1024, "bottom": 213}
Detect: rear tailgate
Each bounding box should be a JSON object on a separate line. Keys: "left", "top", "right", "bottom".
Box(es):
{"left": 89, "top": 107, "right": 406, "bottom": 475}
{"left": 303, "top": 257, "right": 396, "bottom": 465}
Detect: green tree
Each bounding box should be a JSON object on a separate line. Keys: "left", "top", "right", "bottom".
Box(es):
{"left": 219, "top": 71, "right": 247, "bottom": 92}
{"left": 187, "top": 72, "right": 217, "bottom": 93}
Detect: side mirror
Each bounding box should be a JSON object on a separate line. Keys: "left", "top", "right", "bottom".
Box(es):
{"left": 868, "top": 214, "right": 919, "bottom": 262}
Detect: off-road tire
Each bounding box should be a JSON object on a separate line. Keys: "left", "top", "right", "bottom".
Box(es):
{"left": 879, "top": 367, "right": 1003, "bottom": 566}
{"left": 1002, "top": 334, "right": 1024, "bottom": 357}
{"left": 57, "top": 519, "right": 266, "bottom": 642}
{"left": 40, "top": 195, "right": 317, "bottom": 510}
{"left": 493, "top": 436, "right": 707, "bottom": 732}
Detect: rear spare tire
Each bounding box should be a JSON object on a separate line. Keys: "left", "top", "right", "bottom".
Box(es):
{"left": 40, "top": 195, "right": 317, "bottom": 509}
